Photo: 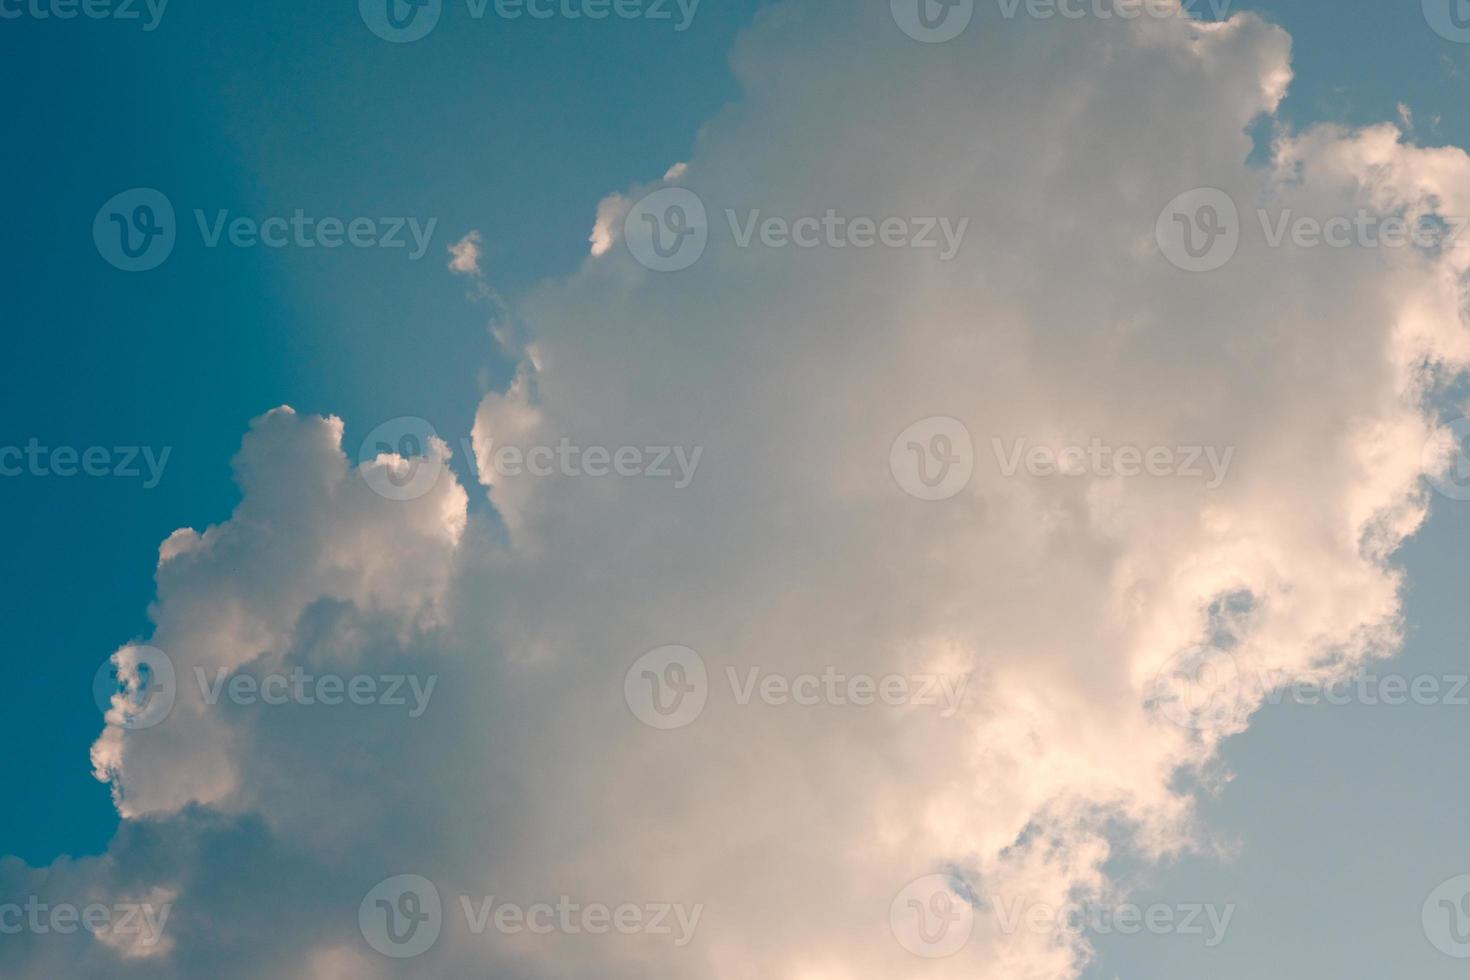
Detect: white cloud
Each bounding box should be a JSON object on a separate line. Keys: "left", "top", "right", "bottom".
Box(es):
{"left": 447, "top": 231, "right": 483, "bottom": 276}
{"left": 7, "top": 1, "right": 1470, "bottom": 978}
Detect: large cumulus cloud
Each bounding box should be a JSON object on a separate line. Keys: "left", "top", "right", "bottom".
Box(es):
{"left": 5, "top": 1, "right": 1469, "bottom": 977}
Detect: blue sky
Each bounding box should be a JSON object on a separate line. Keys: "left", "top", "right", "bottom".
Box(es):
{"left": 3, "top": 1, "right": 1470, "bottom": 977}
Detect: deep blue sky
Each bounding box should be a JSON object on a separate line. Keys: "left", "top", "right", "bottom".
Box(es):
{"left": 2, "top": 0, "right": 1468, "bottom": 974}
